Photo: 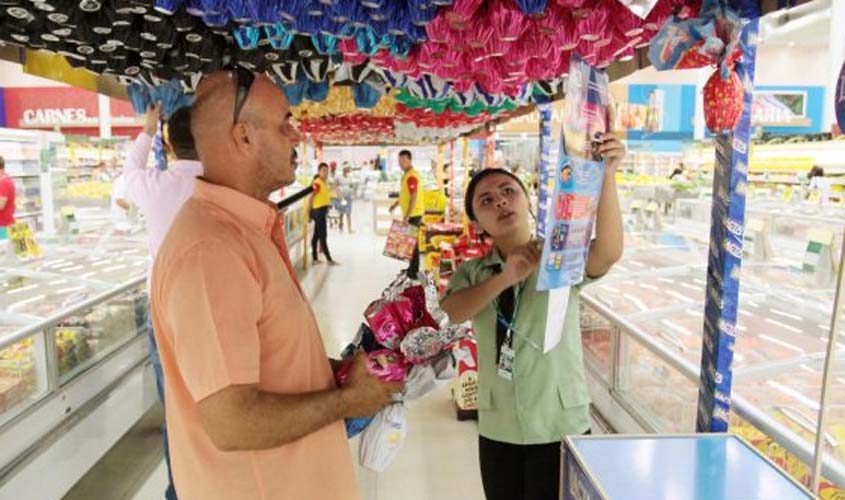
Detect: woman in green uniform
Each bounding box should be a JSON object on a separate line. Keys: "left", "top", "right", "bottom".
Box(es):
{"left": 441, "top": 133, "right": 625, "bottom": 500}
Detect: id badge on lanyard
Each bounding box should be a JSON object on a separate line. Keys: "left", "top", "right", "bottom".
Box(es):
{"left": 498, "top": 341, "right": 515, "bottom": 381}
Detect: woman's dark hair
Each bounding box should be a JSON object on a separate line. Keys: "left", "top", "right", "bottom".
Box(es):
{"left": 165, "top": 107, "right": 198, "bottom": 161}
{"left": 809, "top": 165, "right": 825, "bottom": 178}
{"left": 399, "top": 150, "right": 412, "bottom": 159}
{"left": 464, "top": 168, "right": 528, "bottom": 221}
{"left": 318, "top": 162, "right": 329, "bottom": 170}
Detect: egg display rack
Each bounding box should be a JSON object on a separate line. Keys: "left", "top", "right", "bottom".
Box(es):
{"left": 0, "top": 0, "right": 711, "bottom": 144}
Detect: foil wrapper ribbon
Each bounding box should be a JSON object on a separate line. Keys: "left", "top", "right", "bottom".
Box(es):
{"left": 400, "top": 324, "right": 471, "bottom": 364}
{"left": 365, "top": 297, "right": 417, "bottom": 350}
{"left": 335, "top": 350, "right": 410, "bottom": 385}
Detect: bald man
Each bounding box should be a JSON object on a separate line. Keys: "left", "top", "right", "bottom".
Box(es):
{"left": 150, "top": 70, "right": 400, "bottom": 500}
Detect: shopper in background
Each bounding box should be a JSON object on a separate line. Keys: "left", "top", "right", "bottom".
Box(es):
{"left": 389, "top": 149, "right": 425, "bottom": 279}
{"left": 441, "top": 133, "right": 626, "bottom": 500}
{"left": 310, "top": 162, "right": 336, "bottom": 264}
{"left": 0, "top": 156, "right": 15, "bottom": 240}
{"left": 334, "top": 164, "right": 356, "bottom": 232}
{"left": 152, "top": 70, "right": 399, "bottom": 500}
{"left": 110, "top": 172, "right": 132, "bottom": 231}
{"left": 669, "top": 162, "right": 686, "bottom": 180}
{"left": 122, "top": 103, "right": 203, "bottom": 500}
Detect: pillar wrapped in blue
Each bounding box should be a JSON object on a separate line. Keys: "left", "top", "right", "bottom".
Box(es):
{"left": 696, "top": 18, "right": 759, "bottom": 433}
{"left": 536, "top": 102, "right": 552, "bottom": 239}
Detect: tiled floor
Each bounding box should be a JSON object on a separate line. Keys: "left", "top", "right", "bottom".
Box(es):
{"left": 67, "top": 202, "right": 485, "bottom": 500}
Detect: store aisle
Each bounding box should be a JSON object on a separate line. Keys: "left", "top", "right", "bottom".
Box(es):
{"left": 130, "top": 202, "right": 484, "bottom": 500}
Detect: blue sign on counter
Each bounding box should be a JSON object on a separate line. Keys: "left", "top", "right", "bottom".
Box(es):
{"left": 562, "top": 435, "right": 815, "bottom": 500}
{"left": 696, "top": 19, "right": 759, "bottom": 434}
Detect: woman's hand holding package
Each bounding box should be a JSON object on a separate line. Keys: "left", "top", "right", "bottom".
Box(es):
{"left": 594, "top": 133, "right": 626, "bottom": 172}
{"left": 342, "top": 352, "right": 405, "bottom": 418}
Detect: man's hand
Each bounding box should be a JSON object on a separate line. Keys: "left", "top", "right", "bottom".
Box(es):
{"left": 501, "top": 241, "right": 541, "bottom": 287}
{"left": 341, "top": 352, "right": 403, "bottom": 418}
{"left": 143, "top": 104, "right": 161, "bottom": 136}
{"left": 595, "top": 133, "right": 626, "bottom": 172}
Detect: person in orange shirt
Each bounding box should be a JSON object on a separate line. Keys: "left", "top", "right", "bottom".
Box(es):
{"left": 310, "top": 162, "right": 336, "bottom": 264}
{"left": 151, "top": 68, "right": 401, "bottom": 500}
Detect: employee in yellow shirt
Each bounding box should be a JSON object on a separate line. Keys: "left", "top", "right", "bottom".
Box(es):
{"left": 310, "top": 162, "right": 336, "bottom": 265}
{"left": 390, "top": 150, "right": 425, "bottom": 279}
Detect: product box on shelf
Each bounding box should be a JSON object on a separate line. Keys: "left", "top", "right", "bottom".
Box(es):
{"left": 450, "top": 337, "right": 478, "bottom": 420}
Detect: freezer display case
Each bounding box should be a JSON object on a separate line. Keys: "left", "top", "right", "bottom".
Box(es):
{"left": 581, "top": 200, "right": 845, "bottom": 493}
{"left": 0, "top": 231, "right": 149, "bottom": 426}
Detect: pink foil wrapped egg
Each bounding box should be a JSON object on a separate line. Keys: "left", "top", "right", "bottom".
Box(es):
{"left": 610, "top": 0, "right": 645, "bottom": 38}
{"left": 465, "top": 22, "right": 495, "bottom": 49}
{"left": 531, "top": 2, "right": 570, "bottom": 37}
{"left": 425, "top": 15, "right": 451, "bottom": 44}
{"left": 487, "top": 0, "right": 528, "bottom": 42}
{"left": 444, "top": 0, "right": 484, "bottom": 30}
{"left": 643, "top": 1, "right": 674, "bottom": 32}
{"left": 555, "top": 53, "right": 571, "bottom": 76}
{"left": 556, "top": 26, "right": 580, "bottom": 51}
{"left": 335, "top": 350, "right": 410, "bottom": 385}
{"left": 576, "top": 5, "right": 609, "bottom": 42}
{"left": 556, "top": 0, "right": 595, "bottom": 19}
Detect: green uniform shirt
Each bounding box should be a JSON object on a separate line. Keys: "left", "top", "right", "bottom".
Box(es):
{"left": 446, "top": 249, "right": 592, "bottom": 445}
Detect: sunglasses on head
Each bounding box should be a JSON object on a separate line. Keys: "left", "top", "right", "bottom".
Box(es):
{"left": 224, "top": 63, "right": 255, "bottom": 123}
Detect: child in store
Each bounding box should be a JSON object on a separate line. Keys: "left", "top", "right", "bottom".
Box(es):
{"left": 441, "top": 133, "right": 625, "bottom": 500}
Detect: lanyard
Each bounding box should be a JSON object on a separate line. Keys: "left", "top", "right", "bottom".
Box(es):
{"left": 492, "top": 280, "right": 545, "bottom": 353}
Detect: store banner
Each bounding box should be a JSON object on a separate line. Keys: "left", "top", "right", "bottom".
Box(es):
{"left": 696, "top": 19, "right": 759, "bottom": 434}
{"left": 2, "top": 87, "right": 141, "bottom": 136}
{"left": 836, "top": 60, "right": 845, "bottom": 134}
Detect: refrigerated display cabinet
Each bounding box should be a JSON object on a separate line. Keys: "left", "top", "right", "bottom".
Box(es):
{"left": 0, "top": 229, "right": 155, "bottom": 500}
{"left": 581, "top": 209, "right": 845, "bottom": 492}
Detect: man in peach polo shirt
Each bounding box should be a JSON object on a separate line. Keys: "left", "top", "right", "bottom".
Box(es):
{"left": 151, "top": 68, "right": 401, "bottom": 500}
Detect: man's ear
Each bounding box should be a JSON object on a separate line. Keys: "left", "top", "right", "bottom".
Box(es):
{"left": 230, "top": 122, "right": 253, "bottom": 154}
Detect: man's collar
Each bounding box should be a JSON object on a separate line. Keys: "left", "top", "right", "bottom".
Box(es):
{"left": 194, "top": 179, "right": 277, "bottom": 234}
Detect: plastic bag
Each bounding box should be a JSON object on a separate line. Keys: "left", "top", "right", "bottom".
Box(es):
{"left": 404, "top": 364, "right": 438, "bottom": 400}
{"left": 359, "top": 404, "right": 408, "bottom": 472}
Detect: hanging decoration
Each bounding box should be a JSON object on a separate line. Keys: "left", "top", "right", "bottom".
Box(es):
{"left": 293, "top": 86, "right": 397, "bottom": 120}
{"left": 0, "top": 0, "right": 709, "bottom": 145}
{"left": 647, "top": 1, "right": 744, "bottom": 134}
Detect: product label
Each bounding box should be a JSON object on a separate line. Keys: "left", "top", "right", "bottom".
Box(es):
{"left": 537, "top": 54, "right": 609, "bottom": 291}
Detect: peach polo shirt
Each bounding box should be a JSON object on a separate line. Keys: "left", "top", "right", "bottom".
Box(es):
{"left": 151, "top": 179, "right": 359, "bottom": 500}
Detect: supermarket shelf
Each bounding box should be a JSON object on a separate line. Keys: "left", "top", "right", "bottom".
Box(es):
{"left": 11, "top": 173, "right": 40, "bottom": 179}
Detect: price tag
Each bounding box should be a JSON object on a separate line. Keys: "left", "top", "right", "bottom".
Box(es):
{"left": 803, "top": 229, "right": 833, "bottom": 273}
{"left": 782, "top": 187, "right": 794, "bottom": 201}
